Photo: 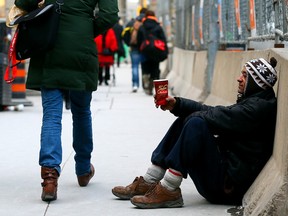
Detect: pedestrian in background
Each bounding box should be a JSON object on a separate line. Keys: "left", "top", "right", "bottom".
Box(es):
{"left": 113, "top": 17, "right": 126, "bottom": 68}
{"left": 122, "top": 8, "right": 147, "bottom": 93}
{"left": 95, "top": 28, "right": 118, "bottom": 86}
{"left": 137, "top": 10, "right": 168, "bottom": 95}
{"left": 13, "top": 0, "right": 118, "bottom": 202}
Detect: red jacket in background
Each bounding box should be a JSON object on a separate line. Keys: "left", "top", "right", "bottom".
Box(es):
{"left": 95, "top": 28, "right": 118, "bottom": 67}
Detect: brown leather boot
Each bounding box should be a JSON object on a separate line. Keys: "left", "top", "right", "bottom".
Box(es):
{"left": 112, "top": 176, "right": 157, "bottom": 200}
{"left": 130, "top": 182, "right": 183, "bottom": 208}
{"left": 41, "top": 167, "right": 59, "bottom": 202}
{"left": 77, "top": 164, "right": 95, "bottom": 187}
{"left": 142, "top": 74, "right": 150, "bottom": 91}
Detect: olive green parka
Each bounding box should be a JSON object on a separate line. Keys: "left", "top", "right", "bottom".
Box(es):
{"left": 14, "top": 0, "right": 119, "bottom": 91}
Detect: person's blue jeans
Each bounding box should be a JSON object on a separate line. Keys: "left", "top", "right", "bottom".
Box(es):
{"left": 40, "top": 88, "right": 93, "bottom": 176}
{"left": 130, "top": 50, "right": 142, "bottom": 88}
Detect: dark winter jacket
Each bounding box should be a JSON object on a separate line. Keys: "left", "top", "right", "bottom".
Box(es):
{"left": 171, "top": 88, "right": 277, "bottom": 187}
{"left": 14, "top": 0, "right": 118, "bottom": 91}
{"left": 137, "top": 16, "right": 167, "bottom": 52}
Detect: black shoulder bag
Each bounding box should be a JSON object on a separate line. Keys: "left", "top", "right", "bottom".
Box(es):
{"left": 11, "top": 0, "right": 64, "bottom": 60}
{"left": 4, "top": 0, "right": 64, "bottom": 83}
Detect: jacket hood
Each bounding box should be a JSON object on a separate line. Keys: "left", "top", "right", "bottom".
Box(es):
{"left": 143, "top": 16, "right": 159, "bottom": 31}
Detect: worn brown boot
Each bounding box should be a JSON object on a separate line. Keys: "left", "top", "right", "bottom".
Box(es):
{"left": 77, "top": 164, "right": 95, "bottom": 187}
{"left": 41, "top": 167, "right": 59, "bottom": 202}
{"left": 112, "top": 176, "right": 157, "bottom": 200}
{"left": 142, "top": 74, "right": 150, "bottom": 91}
{"left": 130, "top": 182, "right": 183, "bottom": 209}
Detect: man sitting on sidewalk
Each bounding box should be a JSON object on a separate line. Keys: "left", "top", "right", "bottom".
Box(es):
{"left": 112, "top": 57, "right": 278, "bottom": 208}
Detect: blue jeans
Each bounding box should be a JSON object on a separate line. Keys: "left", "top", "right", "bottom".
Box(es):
{"left": 130, "top": 50, "right": 142, "bottom": 88}
{"left": 40, "top": 88, "right": 93, "bottom": 176}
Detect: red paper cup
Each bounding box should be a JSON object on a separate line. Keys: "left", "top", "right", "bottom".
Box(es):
{"left": 153, "top": 79, "right": 168, "bottom": 105}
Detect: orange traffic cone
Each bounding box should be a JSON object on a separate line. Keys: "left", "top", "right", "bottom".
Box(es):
{"left": 11, "top": 61, "right": 33, "bottom": 106}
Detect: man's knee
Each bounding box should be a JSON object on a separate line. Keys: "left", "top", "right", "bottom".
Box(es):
{"left": 184, "top": 116, "right": 207, "bottom": 129}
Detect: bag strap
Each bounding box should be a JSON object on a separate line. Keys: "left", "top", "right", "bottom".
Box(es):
{"left": 4, "top": 28, "right": 20, "bottom": 84}
{"left": 102, "top": 31, "right": 109, "bottom": 49}
{"left": 102, "top": 33, "right": 106, "bottom": 49}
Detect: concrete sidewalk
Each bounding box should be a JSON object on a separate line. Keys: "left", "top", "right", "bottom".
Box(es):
{"left": 0, "top": 64, "right": 234, "bottom": 216}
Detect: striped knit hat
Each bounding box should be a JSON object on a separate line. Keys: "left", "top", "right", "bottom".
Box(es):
{"left": 245, "top": 57, "right": 278, "bottom": 89}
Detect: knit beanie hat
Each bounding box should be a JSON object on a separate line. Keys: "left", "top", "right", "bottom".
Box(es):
{"left": 245, "top": 57, "right": 278, "bottom": 89}
{"left": 243, "top": 57, "right": 277, "bottom": 97}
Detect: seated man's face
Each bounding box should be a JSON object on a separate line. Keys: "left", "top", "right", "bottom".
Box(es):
{"left": 237, "top": 66, "right": 247, "bottom": 94}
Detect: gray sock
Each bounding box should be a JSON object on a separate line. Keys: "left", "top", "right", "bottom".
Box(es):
{"left": 143, "top": 164, "right": 166, "bottom": 183}
{"left": 161, "top": 168, "right": 183, "bottom": 191}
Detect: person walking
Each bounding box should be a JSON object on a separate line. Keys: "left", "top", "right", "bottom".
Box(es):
{"left": 113, "top": 17, "right": 126, "bottom": 68}
{"left": 13, "top": 0, "right": 118, "bottom": 202}
{"left": 112, "top": 57, "right": 278, "bottom": 208}
{"left": 122, "top": 8, "right": 147, "bottom": 93}
{"left": 137, "top": 10, "right": 168, "bottom": 95}
{"left": 95, "top": 28, "right": 118, "bottom": 85}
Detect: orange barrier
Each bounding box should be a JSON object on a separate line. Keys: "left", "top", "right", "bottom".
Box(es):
{"left": 11, "top": 61, "right": 26, "bottom": 99}
{"left": 11, "top": 61, "right": 33, "bottom": 106}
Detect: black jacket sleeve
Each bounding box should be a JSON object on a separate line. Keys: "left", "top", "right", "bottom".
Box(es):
{"left": 170, "top": 97, "right": 213, "bottom": 117}
{"left": 192, "top": 93, "right": 277, "bottom": 134}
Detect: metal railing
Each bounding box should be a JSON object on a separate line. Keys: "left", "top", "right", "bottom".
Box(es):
{"left": 156, "top": 0, "right": 288, "bottom": 50}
